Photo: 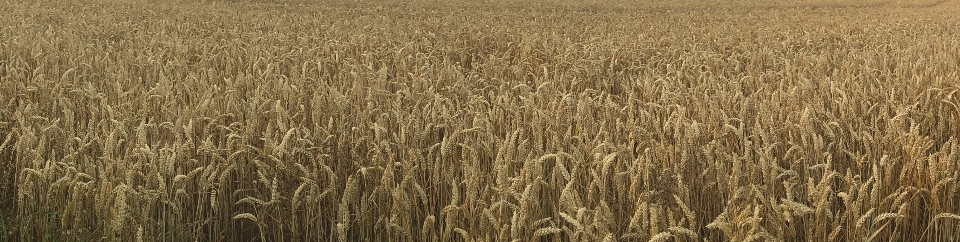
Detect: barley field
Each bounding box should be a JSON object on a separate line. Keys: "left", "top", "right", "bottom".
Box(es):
{"left": 2, "top": 0, "right": 960, "bottom": 241}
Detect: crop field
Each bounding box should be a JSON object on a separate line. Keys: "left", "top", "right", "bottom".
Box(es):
{"left": 2, "top": 0, "right": 960, "bottom": 241}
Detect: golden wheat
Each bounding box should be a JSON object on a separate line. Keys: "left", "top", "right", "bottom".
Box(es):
{"left": 3, "top": 0, "right": 960, "bottom": 241}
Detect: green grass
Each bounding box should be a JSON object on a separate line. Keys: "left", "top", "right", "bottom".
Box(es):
{"left": 43, "top": 211, "right": 60, "bottom": 242}
{"left": 0, "top": 214, "right": 9, "bottom": 242}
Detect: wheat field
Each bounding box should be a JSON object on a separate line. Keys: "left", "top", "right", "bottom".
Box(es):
{"left": 2, "top": 0, "right": 960, "bottom": 241}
